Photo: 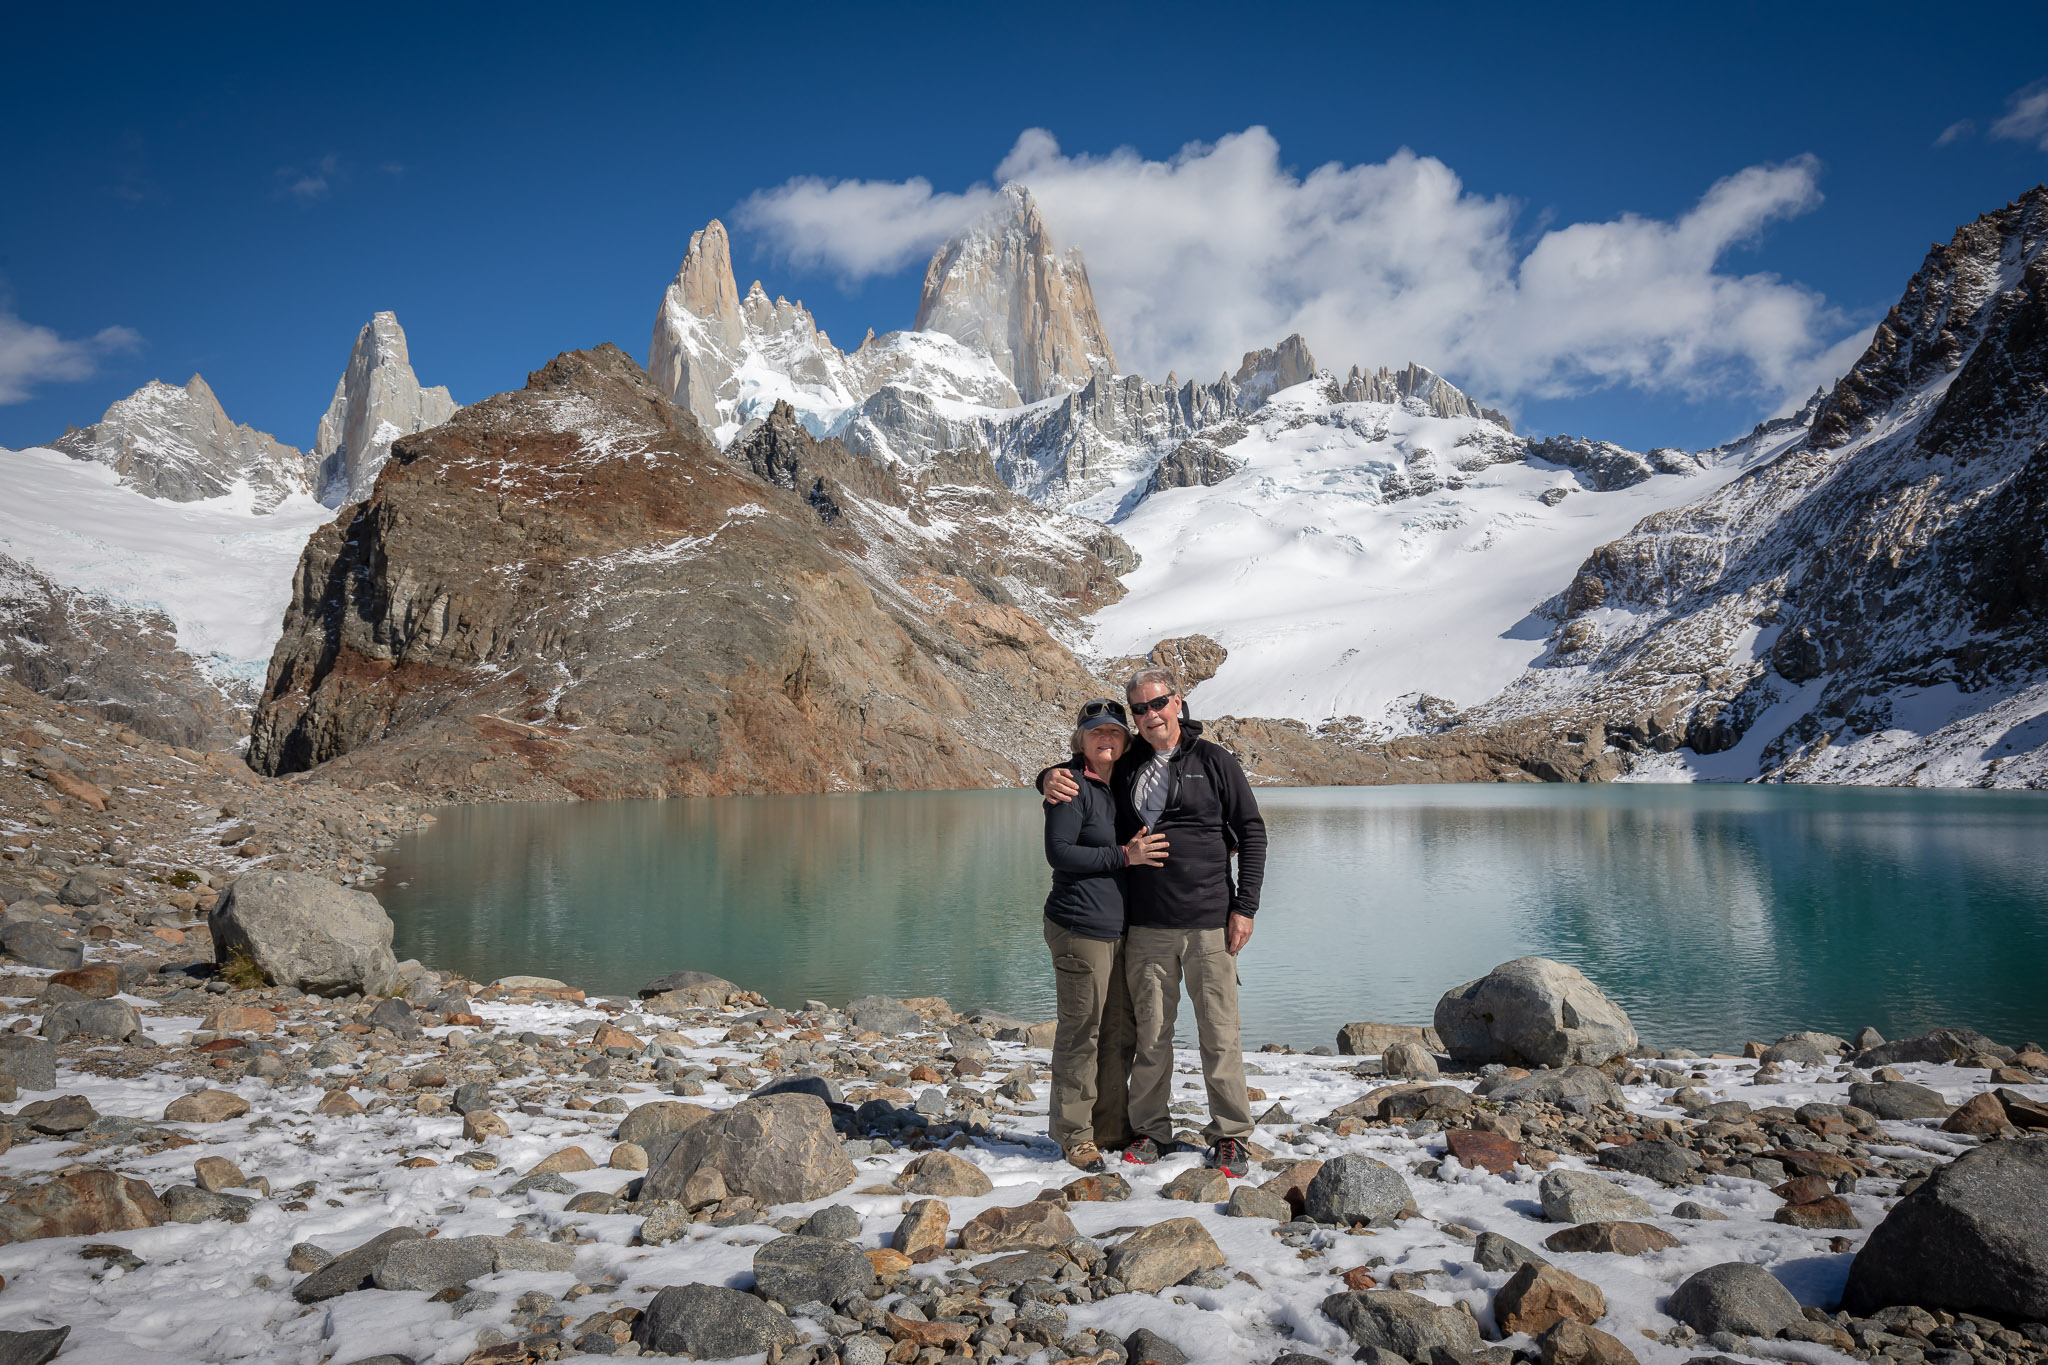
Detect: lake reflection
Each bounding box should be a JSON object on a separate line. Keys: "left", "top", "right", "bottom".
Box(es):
{"left": 376, "top": 785, "right": 2048, "bottom": 1052}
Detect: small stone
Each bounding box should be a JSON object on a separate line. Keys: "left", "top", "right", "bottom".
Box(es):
{"left": 1161, "top": 1166, "right": 1230, "bottom": 1203}
{"left": 162, "top": 1185, "right": 255, "bottom": 1224}
{"left": 1104, "top": 1217, "right": 1226, "bottom": 1294}
{"left": 632, "top": 1282, "right": 797, "bottom": 1358}
{"left": 463, "top": 1109, "right": 510, "bottom": 1141}
{"left": 1062, "top": 1173, "right": 1132, "bottom": 1202}
{"left": 1847, "top": 1080, "right": 1952, "bottom": 1121}
{"left": 896, "top": 1149, "right": 992, "bottom": 1197}
{"left": 0, "top": 1327, "right": 70, "bottom": 1365}
{"left": 1540, "top": 1221, "right": 1681, "bottom": 1256}
{"left": 164, "top": 1089, "right": 250, "bottom": 1124}
{"left": 1306, "top": 1154, "right": 1413, "bottom": 1227}
{"left": 193, "top": 1156, "right": 246, "bottom": 1192}
{"left": 1125, "top": 1326, "right": 1191, "bottom": 1365}
{"left": 863, "top": 1247, "right": 912, "bottom": 1282}
{"left": 1446, "top": 1129, "right": 1523, "bottom": 1174}
{"left": 1473, "top": 1231, "right": 1548, "bottom": 1274}
{"left": 1538, "top": 1169, "right": 1655, "bottom": 1224}
{"left": 20, "top": 1094, "right": 97, "bottom": 1135}
{"left": 1671, "top": 1201, "right": 1728, "bottom": 1221}
{"left": 1940, "top": 1091, "right": 2013, "bottom": 1135}
{"left": 1225, "top": 1184, "right": 1293, "bottom": 1220}
{"left": 638, "top": 1205, "right": 691, "bottom": 1246}
{"left": 1540, "top": 1319, "right": 1641, "bottom": 1365}
{"left": 0, "top": 1170, "right": 164, "bottom": 1243}
{"left": 287, "top": 1242, "right": 334, "bottom": 1273}
{"left": 1596, "top": 1138, "right": 1700, "bottom": 1186}
{"left": 890, "top": 1198, "right": 950, "bottom": 1263}
{"left": 1321, "top": 1288, "right": 1483, "bottom": 1357}
{"left": 527, "top": 1145, "right": 594, "bottom": 1175}
{"left": 200, "top": 1006, "right": 277, "bottom": 1035}
{"left": 753, "top": 1235, "right": 878, "bottom": 1307}
{"left": 1382, "top": 1041, "right": 1440, "bottom": 1080}
{"left": 798, "top": 1204, "right": 861, "bottom": 1241}
{"left": 1495, "top": 1261, "right": 1607, "bottom": 1335}
{"left": 608, "top": 1142, "right": 647, "bottom": 1171}
{"left": 316, "top": 1090, "right": 364, "bottom": 1116}
{"left": 1773, "top": 1195, "right": 1859, "bottom": 1229}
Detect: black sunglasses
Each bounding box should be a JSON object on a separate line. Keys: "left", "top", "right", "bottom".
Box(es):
{"left": 1078, "top": 698, "right": 1129, "bottom": 724}
{"left": 1129, "top": 693, "right": 1177, "bottom": 716}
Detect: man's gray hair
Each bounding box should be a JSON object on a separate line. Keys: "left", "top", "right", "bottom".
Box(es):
{"left": 1126, "top": 665, "right": 1179, "bottom": 698}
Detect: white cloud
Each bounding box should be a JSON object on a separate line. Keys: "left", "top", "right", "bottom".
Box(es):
{"left": 0, "top": 309, "right": 142, "bottom": 405}
{"left": 1936, "top": 119, "right": 1975, "bottom": 147}
{"left": 1989, "top": 80, "right": 2048, "bottom": 151}
{"left": 739, "top": 127, "right": 1858, "bottom": 412}
{"left": 279, "top": 154, "right": 340, "bottom": 205}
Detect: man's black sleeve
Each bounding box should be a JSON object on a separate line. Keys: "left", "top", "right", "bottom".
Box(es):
{"left": 1211, "top": 745, "right": 1267, "bottom": 917}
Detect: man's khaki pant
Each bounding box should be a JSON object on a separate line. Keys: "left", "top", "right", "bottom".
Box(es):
{"left": 1125, "top": 923, "right": 1253, "bottom": 1144}
{"left": 1043, "top": 921, "right": 1137, "bottom": 1150}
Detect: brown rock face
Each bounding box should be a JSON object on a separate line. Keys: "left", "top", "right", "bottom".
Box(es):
{"left": 1494, "top": 1261, "right": 1607, "bottom": 1335}
{"left": 1540, "top": 1220, "right": 1681, "bottom": 1256}
{"left": 955, "top": 1199, "right": 1079, "bottom": 1254}
{"left": 249, "top": 347, "right": 1120, "bottom": 801}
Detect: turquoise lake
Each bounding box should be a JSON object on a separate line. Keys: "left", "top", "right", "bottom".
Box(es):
{"left": 372, "top": 784, "right": 2048, "bottom": 1053}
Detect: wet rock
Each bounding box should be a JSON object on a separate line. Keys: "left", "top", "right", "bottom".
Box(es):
{"left": 890, "top": 1199, "right": 950, "bottom": 1262}
{"left": 1538, "top": 1169, "right": 1654, "bottom": 1224}
{"left": 1105, "top": 1217, "right": 1226, "bottom": 1294}
{"left": 1474, "top": 1231, "right": 1548, "bottom": 1273}
{"left": 1667, "top": 1262, "right": 1804, "bottom": 1337}
{"left": 1842, "top": 1131, "right": 2048, "bottom": 1319}
{"left": 1306, "top": 1154, "right": 1413, "bottom": 1227}
{"left": 1597, "top": 1138, "right": 1701, "bottom": 1186}
{"left": 1, "top": 923, "right": 83, "bottom": 971}
{"left": 1434, "top": 957, "right": 1637, "bottom": 1068}
{"left": 1322, "top": 1289, "right": 1483, "bottom": 1357}
{"left": 1162, "top": 1166, "right": 1230, "bottom": 1203}
{"left": 209, "top": 871, "right": 399, "bottom": 996}
{"left": 0, "top": 1037, "right": 56, "bottom": 1092}
{"left": 1482, "top": 1065, "right": 1625, "bottom": 1114}
{"left": 753, "top": 1235, "right": 877, "bottom": 1307}
{"left": 957, "top": 1200, "right": 1078, "bottom": 1254}
{"left": 40, "top": 998, "right": 144, "bottom": 1045}
{"left": 0, "top": 1170, "right": 164, "bottom": 1243}
{"left": 1496, "top": 1261, "right": 1606, "bottom": 1334}
{"left": 1848, "top": 1081, "right": 1953, "bottom": 1121}
{"left": 641, "top": 1093, "right": 855, "bottom": 1207}
{"left": 1540, "top": 1320, "right": 1641, "bottom": 1365}
{"left": 633, "top": 1282, "right": 798, "bottom": 1359}
{"left": 163, "top": 1089, "right": 250, "bottom": 1123}
{"left": 896, "top": 1150, "right": 992, "bottom": 1197}
{"left": 294, "top": 1227, "right": 429, "bottom": 1301}
{"left": 1541, "top": 1221, "right": 1680, "bottom": 1256}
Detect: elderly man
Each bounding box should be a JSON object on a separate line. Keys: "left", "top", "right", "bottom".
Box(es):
{"left": 1040, "top": 666, "right": 1267, "bottom": 1177}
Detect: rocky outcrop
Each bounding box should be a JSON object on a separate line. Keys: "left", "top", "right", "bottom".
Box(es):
{"left": 913, "top": 183, "right": 1117, "bottom": 403}
{"left": 49, "top": 375, "right": 311, "bottom": 508}
{"left": 1147, "top": 431, "right": 1246, "bottom": 492}
{"left": 1526, "top": 435, "right": 1704, "bottom": 491}
{"left": 250, "top": 347, "right": 1122, "bottom": 799}
{"left": 1338, "top": 360, "right": 1512, "bottom": 428}
{"left": 1101, "top": 635, "right": 1229, "bottom": 692}
{"left": 0, "top": 554, "right": 240, "bottom": 749}
{"left": 313, "top": 312, "right": 457, "bottom": 506}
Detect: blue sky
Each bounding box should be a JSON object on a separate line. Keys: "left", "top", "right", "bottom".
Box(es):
{"left": 3, "top": 2, "right": 2045, "bottom": 456}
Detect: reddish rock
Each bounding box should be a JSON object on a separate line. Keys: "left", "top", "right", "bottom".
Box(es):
{"left": 1540, "top": 1221, "right": 1681, "bottom": 1256}
{"left": 1541, "top": 1319, "right": 1641, "bottom": 1365}
{"left": 1997, "top": 1087, "right": 2048, "bottom": 1130}
{"left": 1941, "top": 1092, "right": 2014, "bottom": 1136}
{"left": 956, "top": 1200, "right": 1078, "bottom": 1254}
{"left": 1447, "top": 1128, "right": 1524, "bottom": 1175}
{"left": 1496, "top": 1261, "right": 1607, "bottom": 1335}
{"left": 1773, "top": 1194, "right": 1860, "bottom": 1229}
{"left": 1341, "top": 1266, "right": 1379, "bottom": 1291}
{"left": 890, "top": 1198, "right": 950, "bottom": 1263}
{"left": 0, "top": 1170, "right": 165, "bottom": 1243}
{"left": 48, "top": 965, "right": 119, "bottom": 999}
{"left": 201, "top": 1006, "right": 277, "bottom": 1036}
{"left": 1259, "top": 1159, "right": 1323, "bottom": 1214}
{"left": 1772, "top": 1175, "right": 1836, "bottom": 1206}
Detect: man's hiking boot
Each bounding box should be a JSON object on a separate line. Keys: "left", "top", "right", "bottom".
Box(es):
{"left": 1063, "top": 1142, "right": 1106, "bottom": 1173}
{"left": 1209, "top": 1137, "right": 1251, "bottom": 1178}
{"left": 1121, "top": 1136, "right": 1163, "bottom": 1165}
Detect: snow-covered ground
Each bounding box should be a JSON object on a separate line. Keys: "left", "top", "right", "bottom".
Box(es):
{"left": 0, "top": 966, "right": 2028, "bottom": 1365}
{"left": 1089, "top": 387, "right": 1802, "bottom": 732}
{"left": 0, "top": 446, "right": 334, "bottom": 687}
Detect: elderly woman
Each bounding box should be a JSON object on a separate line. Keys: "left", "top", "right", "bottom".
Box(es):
{"left": 1041, "top": 697, "right": 1168, "bottom": 1172}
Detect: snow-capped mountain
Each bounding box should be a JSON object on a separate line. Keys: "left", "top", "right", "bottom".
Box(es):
{"left": 1465, "top": 186, "right": 2048, "bottom": 787}
{"left": 314, "top": 311, "right": 458, "bottom": 506}
{"left": 49, "top": 373, "right": 313, "bottom": 510}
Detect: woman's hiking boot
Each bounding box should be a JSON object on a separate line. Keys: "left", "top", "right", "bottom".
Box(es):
{"left": 1121, "top": 1136, "right": 1163, "bottom": 1165}
{"left": 1063, "top": 1142, "right": 1106, "bottom": 1173}
{"left": 1208, "top": 1137, "right": 1251, "bottom": 1178}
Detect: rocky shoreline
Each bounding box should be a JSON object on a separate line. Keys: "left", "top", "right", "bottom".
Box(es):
{"left": 0, "top": 680, "right": 2044, "bottom": 1365}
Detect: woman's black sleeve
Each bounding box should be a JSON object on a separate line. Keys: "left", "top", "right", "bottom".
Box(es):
{"left": 1044, "top": 789, "right": 1125, "bottom": 875}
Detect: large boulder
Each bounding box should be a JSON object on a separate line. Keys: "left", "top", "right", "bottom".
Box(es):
{"left": 1848, "top": 1081, "right": 1953, "bottom": 1122}
{"left": 1103, "top": 1218, "right": 1225, "bottom": 1294}
{"left": 1434, "top": 957, "right": 1637, "bottom": 1068}
{"left": 1666, "top": 1262, "right": 1803, "bottom": 1337}
{"left": 1854, "top": 1027, "right": 2013, "bottom": 1068}
{"left": 209, "top": 871, "right": 399, "bottom": 996}
{"left": 1483, "top": 1065, "right": 1626, "bottom": 1114}
{"left": 752, "top": 1235, "right": 877, "bottom": 1307}
{"left": 1305, "top": 1155, "right": 1414, "bottom": 1227}
{"left": 640, "top": 1093, "right": 855, "bottom": 1207}
{"left": 1841, "top": 1132, "right": 2048, "bottom": 1319}
{"left": 1, "top": 922, "right": 83, "bottom": 972}
{"left": 372, "top": 1235, "right": 577, "bottom": 1291}
{"left": 634, "top": 1283, "right": 798, "bottom": 1359}
{"left": 292, "top": 1226, "right": 428, "bottom": 1302}
{"left": 0, "top": 1170, "right": 165, "bottom": 1244}
{"left": 637, "top": 970, "right": 741, "bottom": 1007}
{"left": 1322, "top": 1289, "right": 1483, "bottom": 1357}
{"left": 40, "top": 999, "right": 143, "bottom": 1045}
{"left": 1336, "top": 1022, "right": 1445, "bottom": 1056}
{"left": 1539, "top": 1169, "right": 1655, "bottom": 1224}
{"left": 846, "top": 995, "right": 924, "bottom": 1036}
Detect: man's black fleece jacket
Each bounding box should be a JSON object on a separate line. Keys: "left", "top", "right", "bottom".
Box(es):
{"left": 1039, "top": 718, "right": 1267, "bottom": 932}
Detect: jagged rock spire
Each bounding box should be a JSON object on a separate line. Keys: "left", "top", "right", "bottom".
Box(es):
{"left": 912, "top": 183, "right": 1119, "bottom": 403}
{"left": 314, "top": 312, "right": 457, "bottom": 507}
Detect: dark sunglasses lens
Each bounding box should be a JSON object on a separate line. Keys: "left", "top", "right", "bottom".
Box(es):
{"left": 1133, "top": 694, "right": 1175, "bottom": 715}
{"left": 1080, "top": 698, "right": 1126, "bottom": 722}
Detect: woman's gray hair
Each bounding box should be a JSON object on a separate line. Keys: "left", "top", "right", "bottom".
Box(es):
{"left": 1125, "top": 665, "right": 1179, "bottom": 698}
{"left": 1069, "top": 724, "right": 1091, "bottom": 756}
